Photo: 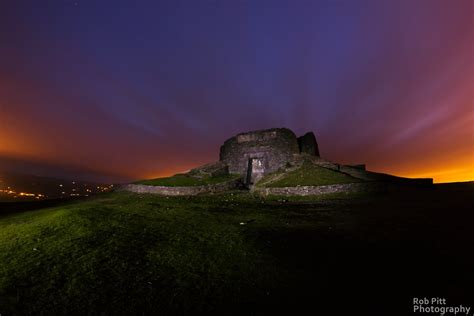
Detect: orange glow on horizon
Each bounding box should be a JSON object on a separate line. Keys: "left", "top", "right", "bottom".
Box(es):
{"left": 396, "top": 167, "right": 474, "bottom": 184}
{"left": 370, "top": 153, "right": 474, "bottom": 184}
{"left": 0, "top": 1, "right": 472, "bottom": 185}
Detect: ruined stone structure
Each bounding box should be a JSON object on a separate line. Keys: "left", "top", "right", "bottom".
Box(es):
{"left": 298, "top": 132, "right": 320, "bottom": 156}
{"left": 254, "top": 182, "right": 386, "bottom": 197}
{"left": 121, "top": 126, "right": 432, "bottom": 196}
{"left": 120, "top": 178, "right": 242, "bottom": 196}
{"left": 219, "top": 128, "right": 319, "bottom": 184}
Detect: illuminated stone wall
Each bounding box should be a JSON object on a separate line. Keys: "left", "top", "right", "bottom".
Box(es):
{"left": 253, "top": 182, "right": 386, "bottom": 196}
{"left": 120, "top": 178, "right": 243, "bottom": 196}
{"left": 219, "top": 128, "right": 300, "bottom": 183}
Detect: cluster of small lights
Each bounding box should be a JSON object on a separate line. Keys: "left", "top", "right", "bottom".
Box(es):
{"left": 0, "top": 179, "right": 114, "bottom": 200}
{"left": 0, "top": 188, "right": 46, "bottom": 199}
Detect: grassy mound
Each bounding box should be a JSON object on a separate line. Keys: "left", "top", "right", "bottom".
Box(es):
{"left": 0, "top": 187, "right": 473, "bottom": 314}
{"left": 0, "top": 192, "right": 281, "bottom": 314}
{"left": 260, "top": 162, "right": 360, "bottom": 187}
{"left": 136, "top": 173, "right": 240, "bottom": 186}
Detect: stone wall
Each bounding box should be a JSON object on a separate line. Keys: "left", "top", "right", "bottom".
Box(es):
{"left": 219, "top": 128, "right": 300, "bottom": 182}
{"left": 253, "top": 182, "right": 386, "bottom": 196}
{"left": 297, "top": 132, "right": 320, "bottom": 156}
{"left": 120, "top": 178, "right": 242, "bottom": 196}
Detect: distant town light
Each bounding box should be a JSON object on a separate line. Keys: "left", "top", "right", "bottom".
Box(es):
{"left": 19, "top": 192, "right": 35, "bottom": 197}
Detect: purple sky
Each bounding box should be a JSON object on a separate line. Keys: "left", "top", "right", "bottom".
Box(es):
{"left": 0, "top": 0, "right": 473, "bottom": 183}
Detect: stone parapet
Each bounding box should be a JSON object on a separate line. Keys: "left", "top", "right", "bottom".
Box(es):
{"left": 253, "top": 182, "right": 386, "bottom": 196}
{"left": 120, "top": 178, "right": 242, "bottom": 196}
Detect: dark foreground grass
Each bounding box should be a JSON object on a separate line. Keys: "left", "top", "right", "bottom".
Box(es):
{"left": 0, "top": 192, "right": 288, "bottom": 314}
{"left": 136, "top": 173, "right": 240, "bottom": 186}
{"left": 0, "top": 186, "right": 473, "bottom": 315}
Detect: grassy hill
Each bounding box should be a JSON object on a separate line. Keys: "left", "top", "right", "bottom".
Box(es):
{"left": 136, "top": 173, "right": 241, "bottom": 186}
{"left": 0, "top": 191, "right": 289, "bottom": 314}
{"left": 257, "top": 161, "right": 361, "bottom": 187}
{"left": 0, "top": 187, "right": 473, "bottom": 314}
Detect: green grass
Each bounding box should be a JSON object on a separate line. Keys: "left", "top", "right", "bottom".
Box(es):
{"left": 1, "top": 187, "right": 473, "bottom": 314}
{"left": 261, "top": 162, "right": 360, "bottom": 187}
{"left": 0, "top": 191, "right": 296, "bottom": 314}
{"left": 0, "top": 190, "right": 362, "bottom": 314}
{"left": 136, "top": 173, "right": 241, "bottom": 186}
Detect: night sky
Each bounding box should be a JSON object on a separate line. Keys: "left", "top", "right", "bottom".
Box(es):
{"left": 1, "top": 0, "right": 473, "bottom": 183}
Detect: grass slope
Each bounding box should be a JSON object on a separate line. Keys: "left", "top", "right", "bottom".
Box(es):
{"left": 136, "top": 173, "right": 240, "bottom": 186}
{"left": 261, "top": 162, "right": 360, "bottom": 187}
{"left": 0, "top": 187, "right": 473, "bottom": 314}
{"left": 0, "top": 192, "right": 288, "bottom": 314}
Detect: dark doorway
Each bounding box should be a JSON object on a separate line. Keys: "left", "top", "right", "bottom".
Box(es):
{"left": 246, "top": 158, "right": 265, "bottom": 185}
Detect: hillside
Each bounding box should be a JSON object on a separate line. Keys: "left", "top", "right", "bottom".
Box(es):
{"left": 256, "top": 161, "right": 361, "bottom": 187}
{"left": 0, "top": 186, "right": 473, "bottom": 314}
{"left": 136, "top": 173, "right": 240, "bottom": 187}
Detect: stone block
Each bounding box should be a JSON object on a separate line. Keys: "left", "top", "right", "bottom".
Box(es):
{"left": 297, "top": 132, "right": 320, "bottom": 156}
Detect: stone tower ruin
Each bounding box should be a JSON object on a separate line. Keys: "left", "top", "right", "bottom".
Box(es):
{"left": 219, "top": 128, "right": 319, "bottom": 185}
